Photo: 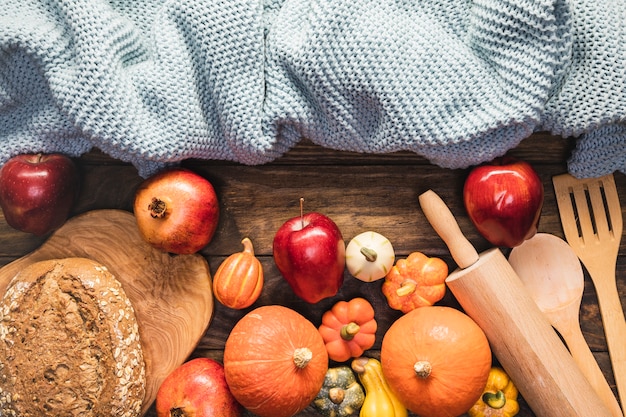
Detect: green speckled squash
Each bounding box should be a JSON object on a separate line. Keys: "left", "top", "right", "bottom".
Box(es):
{"left": 312, "top": 366, "right": 365, "bottom": 417}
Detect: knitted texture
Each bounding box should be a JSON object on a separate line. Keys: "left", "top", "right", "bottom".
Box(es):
{"left": 0, "top": 0, "right": 624, "bottom": 177}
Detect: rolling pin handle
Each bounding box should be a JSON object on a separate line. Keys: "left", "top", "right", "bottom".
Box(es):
{"left": 418, "top": 190, "right": 479, "bottom": 269}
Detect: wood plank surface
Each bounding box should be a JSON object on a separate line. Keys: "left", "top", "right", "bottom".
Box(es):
{"left": 0, "top": 210, "right": 214, "bottom": 415}
{"left": 0, "top": 132, "right": 624, "bottom": 416}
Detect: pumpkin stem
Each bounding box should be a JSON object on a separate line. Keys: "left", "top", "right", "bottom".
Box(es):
{"left": 148, "top": 197, "right": 167, "bottom": 219}
{"left": 329, "top": 387, "right": 345, "bottom": 404}
{"left": 241, "top": 237, "right": 255, "bottom": 254}
{"left": 340, "top": 322, "right": 361, "bottom": 340}
{"left": 414, "top": 360, "right": 432, "bottom": 379}
{"left": 360, "top": 247, "right": 378, "bottom": 262}
{"left": 482, "top": 390, "right": 507, "bottom": 409}
{"left": 396, "top": 280, "right": 417, "bottom": 297}
{"left": 293, "top": 347, "right": 313, "bottom": 369}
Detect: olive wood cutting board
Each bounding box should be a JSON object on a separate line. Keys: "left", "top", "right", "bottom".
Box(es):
{"left": 0, "top": 209, "right": 214, "bottom": 415}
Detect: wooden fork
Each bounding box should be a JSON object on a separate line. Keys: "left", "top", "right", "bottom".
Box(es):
{"left": 553, "top": 173, "right": 626, "bottom": 415}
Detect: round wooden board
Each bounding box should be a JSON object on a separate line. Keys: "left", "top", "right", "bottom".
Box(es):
{"left": 0, "top": 209, "right": 214, "bottom": 415}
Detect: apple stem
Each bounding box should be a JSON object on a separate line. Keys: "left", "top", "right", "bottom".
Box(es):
{"left": 300, "top": 197, "right": 304, "bottom": 229}
{"left": 148, "top": 197, "right": 167, "bottom": 219}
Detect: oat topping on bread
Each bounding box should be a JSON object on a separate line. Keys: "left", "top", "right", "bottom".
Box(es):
{"left": 0, "top": 257, "right": 145, "bottom": 417}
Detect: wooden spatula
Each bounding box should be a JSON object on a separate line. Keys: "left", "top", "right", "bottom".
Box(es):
{"left": 553, "top": 173, "right": 626, "bottom": 414}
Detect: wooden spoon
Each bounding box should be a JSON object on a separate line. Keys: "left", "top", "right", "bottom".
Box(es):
{"left": 509, "top": 233, "right": 623, "bottom": 417}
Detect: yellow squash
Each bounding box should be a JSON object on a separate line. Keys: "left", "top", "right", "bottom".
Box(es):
{"left": 468, "top": 367, "right": 519, "bottom": 417}
{"left": 351, "top": 357, "right": 407, "bottom": 417}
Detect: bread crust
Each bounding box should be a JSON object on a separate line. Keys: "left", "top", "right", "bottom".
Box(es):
{"left": 0, "top": 257, "right": 146, "bottom": 417}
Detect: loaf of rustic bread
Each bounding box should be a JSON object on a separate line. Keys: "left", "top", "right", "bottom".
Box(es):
{"left": 0, "top": 257, "right": 146, "bottom": 417}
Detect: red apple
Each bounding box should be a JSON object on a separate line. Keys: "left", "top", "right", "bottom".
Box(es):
{"left": 156, "top": 357, "right": 242, "bottom": 417}
{"left": 273, "top": 201, "right": 345, "bottom": 303}
{"left": 0, "top": 153, "right": 79, "bottom": 236}
{"left": 134, "top": 168, "right": 219, "bottom": 254}
{"left": 463, "top": 156, "right": 544, "bottom": 248}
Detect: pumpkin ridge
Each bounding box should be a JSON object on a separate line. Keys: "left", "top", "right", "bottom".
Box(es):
{"left": 358, "top": 319, "right": 377, "bottom": 333}
{"left": 233, "top": 263, "right": 256, "bottom": 302}
{"left": 249, "top": 268, "right": 264, "bottom": 295}
{"left": 224, "top": 358, "right": 295, "bottom": 366}
{"left": 334, "top": 307, "right": 350, "bottom": 323}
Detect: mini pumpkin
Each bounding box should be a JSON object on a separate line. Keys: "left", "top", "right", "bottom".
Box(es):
{"left": 212, "top": 237, "right": 263, "bottom": 309}
{"left": 345, "top": 231, "right": 395, "bottom": 282}
{"left": 223, "top": 305, "right": 329, "bottom": 417}
{"left": 318, "top": 297, "right": 378, "bottom": 362}
{"left": 381, "top": 306, "right": 492, "bottom": 417}
{"left": 468, "top": 367, "right": 519, "bottom": 417}
{"left": 381, "top": 251, "right": 448, "bottom": 313}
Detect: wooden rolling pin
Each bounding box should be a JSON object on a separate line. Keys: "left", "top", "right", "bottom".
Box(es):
{"left": 418, "top": 190, "right": 612, "bottom": 417}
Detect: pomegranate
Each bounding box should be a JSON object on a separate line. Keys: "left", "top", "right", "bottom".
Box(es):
{"left": 134, "top": 168, "right": 219, "bottom": 254}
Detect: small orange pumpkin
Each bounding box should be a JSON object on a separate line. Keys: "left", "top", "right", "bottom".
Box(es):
{"left": 223, "top": 305, "right": 329, "bottom": 417}
{"left": 381, "top": 251, "right": 447, "bottom": 313}
{"left": 213, "top": 237, "right": 263, "bottom": 309}
{"left": 318, "top": 297, "right": 377, "bottom": 362}
{"left": 381, "top": 306, "right": 492, "bottom": 417}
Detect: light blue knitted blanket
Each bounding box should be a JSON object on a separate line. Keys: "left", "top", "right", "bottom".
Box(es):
{"left": 1, "top": 0, "right": 624, "bottom": 177}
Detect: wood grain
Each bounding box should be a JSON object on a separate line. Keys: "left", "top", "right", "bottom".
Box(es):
{"left": 0, "top": 133, "right": 623, "bottom": 417}
{"left": 0, "top": 210, "right": 214, "bottom": 416}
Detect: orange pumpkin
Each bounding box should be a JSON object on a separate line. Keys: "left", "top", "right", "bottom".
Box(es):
{"left": 223, "top": 305, "right": 329, "bottom": 417}
{"left": 381, "top": 306, "right": 492, "bottom": 417}
{"left": 213, "top": 237, "right": 263, "bottom": 309}
{"left": 381, "top": 251, "right": 448, "bottom": 313}
{"left": 318, "top": 297, "right": 377, "bottom": 362}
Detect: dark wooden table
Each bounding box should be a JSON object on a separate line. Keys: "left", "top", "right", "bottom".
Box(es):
{"left": 1, "top": 132, "right": 623, "bottom": 416}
